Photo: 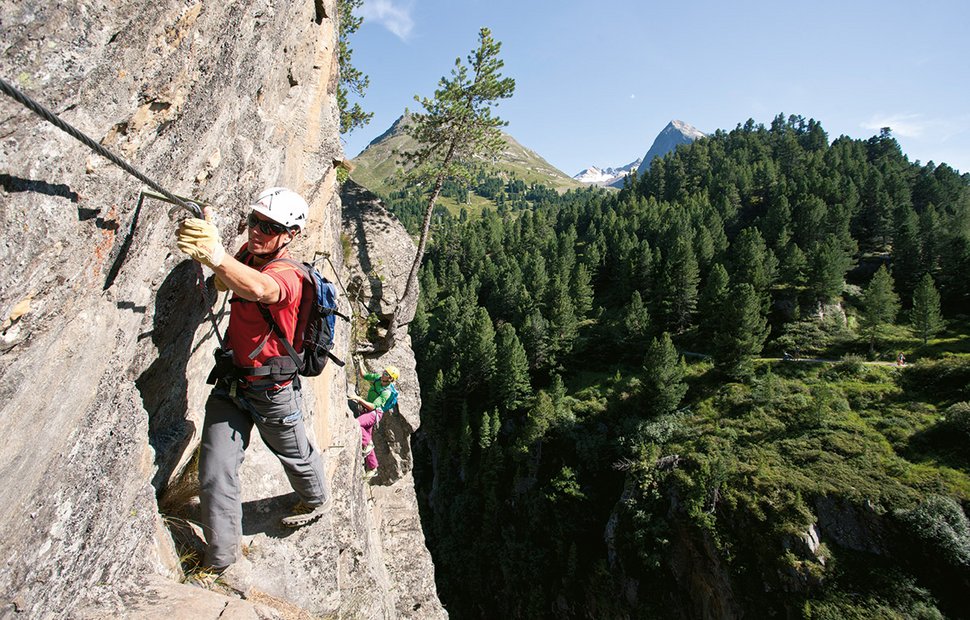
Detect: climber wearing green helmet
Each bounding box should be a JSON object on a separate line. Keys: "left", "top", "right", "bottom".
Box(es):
{"left": 350, "top": 364, "right": 400, "bottom": 480}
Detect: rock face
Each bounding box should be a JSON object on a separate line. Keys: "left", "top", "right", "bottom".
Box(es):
{"left": 341, "top": 180, "right": 423, "bottom": 474}
{"left": 0, "top": 1, "right": 442, "bottom": 617}
{"left": 340, "top": 179, "right": 443, "bottom": 617}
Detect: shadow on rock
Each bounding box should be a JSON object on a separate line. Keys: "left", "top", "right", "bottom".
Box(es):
{"left": 136, "top": 260, "right": 214, "bottom": 495}
{"left": 242, "top": 492, "right": 303, "bottom": 538}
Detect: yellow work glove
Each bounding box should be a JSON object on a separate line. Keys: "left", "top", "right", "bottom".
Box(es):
{"left": 177, "top": 216, "right": 225, "bottom": 268}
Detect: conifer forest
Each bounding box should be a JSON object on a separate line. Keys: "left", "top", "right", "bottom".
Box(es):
{"left": 383, "top": 116, "right": 970, "bottom": 618}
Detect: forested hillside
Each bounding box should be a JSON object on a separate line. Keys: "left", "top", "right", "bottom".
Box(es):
{"left": 392, "top": 115, "right": 970, "bottom": 618}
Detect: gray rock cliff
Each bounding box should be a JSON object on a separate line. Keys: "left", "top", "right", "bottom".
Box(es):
{"left": 0, "top": 1, "right": 442, "bottom": 617}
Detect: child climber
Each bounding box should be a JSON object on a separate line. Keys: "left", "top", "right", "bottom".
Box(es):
{"left": 349, "top": 364, "right": 399, "bottom": 480}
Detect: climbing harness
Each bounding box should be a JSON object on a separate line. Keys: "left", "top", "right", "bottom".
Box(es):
{"left": 0, "top": 76, "right": 225, "bottom": 346}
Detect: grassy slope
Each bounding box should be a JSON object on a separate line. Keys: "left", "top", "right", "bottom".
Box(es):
{"left": 349, "top": 115, "right": 583, "bottom": 204}
{"left": 573, "top": 319, "right": 970, "bottom": 614}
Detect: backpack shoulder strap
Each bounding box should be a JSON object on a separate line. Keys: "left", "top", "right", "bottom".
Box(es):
{"left": 272, "top": 259, "right": 351, "bottom": 322}
{"left": 262, "top": 257, "right": 312, "bottom": 281}
{"left": 250, "top": 304, "right": 302, "bottom": 369}
{"left": 245, "top": 256, "right": 308, "bottom": 368}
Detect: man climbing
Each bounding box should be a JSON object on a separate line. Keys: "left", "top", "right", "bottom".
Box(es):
{"left": 176, "top": 187, "right": 332, "bottom": 576}
{"left": 349, "top": 364, "right": 399, "bottom": 480}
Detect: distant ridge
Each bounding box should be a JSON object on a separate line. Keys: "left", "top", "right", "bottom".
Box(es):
{"left": 365, "top": 113, "right": 411, "bottom": 148}
{"left": 573, "top": 158, "right": 642, "bottom": 186}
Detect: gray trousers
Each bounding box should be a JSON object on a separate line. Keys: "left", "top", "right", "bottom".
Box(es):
{"left": 199, "top": 380, "right": 329, "bottom": 569}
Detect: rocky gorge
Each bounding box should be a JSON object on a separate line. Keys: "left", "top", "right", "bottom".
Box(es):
{"left": 0, "top": 1, "right": 443, "bottom": 617}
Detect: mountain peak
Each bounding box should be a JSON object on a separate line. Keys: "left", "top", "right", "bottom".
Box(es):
{"left": 636, "top": 120, "right": 706, "bottom": 175}
{"left": 352, "top": 113, "right": 582, "bottom": 195}
{"left": 366, "top": 112, "right": 411, "bottom": 148}
{"left": 666, "top": 119, "right": 706, "bottom": 140}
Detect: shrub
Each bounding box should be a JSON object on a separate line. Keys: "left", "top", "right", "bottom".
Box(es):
{"left": 824, "top": 354, "right": 866, "bottom": 379}
{"left": 942, "top": 402, "right": 970, "bottom": 442}
{"left": 896, "top": 495, "right": 970, "bottom": 569}
{"left": 899, "top": 358, "right": 970, "bottom": 403}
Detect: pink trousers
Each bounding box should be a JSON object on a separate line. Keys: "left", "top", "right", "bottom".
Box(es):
{"left": 358, "top": 409, "right": 383, "bottom": 470}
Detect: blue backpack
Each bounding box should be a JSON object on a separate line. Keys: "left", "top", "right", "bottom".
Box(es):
{"left": 252, "top": 258, "right": 350, "bottom": 377}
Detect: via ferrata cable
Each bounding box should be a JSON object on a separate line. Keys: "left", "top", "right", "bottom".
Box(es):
{"left": 0, "top": 76, "right": 225, "bottom": 348}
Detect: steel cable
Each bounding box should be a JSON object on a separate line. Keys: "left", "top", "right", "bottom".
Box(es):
{"left": 1, "top": 76, "right": 227, "bottom": 348}
{"left": 0, "top": 76, "right": 201, "bottom": 218}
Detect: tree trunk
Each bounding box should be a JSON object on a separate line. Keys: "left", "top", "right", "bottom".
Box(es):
{"left": 382, "top": 161, "right": 449, "bottom": 348}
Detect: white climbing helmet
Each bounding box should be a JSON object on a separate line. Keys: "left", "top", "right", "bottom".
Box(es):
{"left": 250, "top": 187, "right": 309, "bottom": 231}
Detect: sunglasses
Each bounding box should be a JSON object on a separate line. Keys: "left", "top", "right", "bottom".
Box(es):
{"left": 247, "top": 212, "right": 290, "bottom": 235}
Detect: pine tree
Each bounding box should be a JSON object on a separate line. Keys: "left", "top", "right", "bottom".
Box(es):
{"left": 641, "top": 333, "right": 688, "bottom": 417}
{"left": 918, "top": 204, "right": 942, "bottom": 275}
{"left": 494, "top": 323, "right": 532, "bottom": 412}
{"left": 911, "top": 273, "right": 943, "bottom": 344}
{"left": 521, "top": 309, "right": 551, "bottom": 371}
{"left": 633, "top": 238, "right": 655, "bottom": 302}
{"left": 808, "top": 236, "right": 851, "bottom": 301}
{"left": 762, "top": 195, "right": 792, "bottom": 251}
{"left": 622, "top": 291, "right": 651, "bottom": 357}
{"left": 459, "top": 402, "right": 473, "bottom": 476}
{"left": 694, "top": 225, "right": 717, "bottom": 271}
{"left": 713, "top": 283, "right": 769, "bottom": 380}
{"left": 460, "top": 306, "right": 497, "bottom": 393}
{"left": 479, "top": 409, "right": 494, "bottom": 451}
{"left": 571, "top": 262, "right": 594, "bottom": 320}
{"left": 793, "top": 196, "right": 826, "bottom": 250}
{"left": 547, "top": 273, "right": 578, "bottom": 366}
{"left": 939, "top": 232, "right": 970, "bottom": 309}
{"left": 660, "top": 237, "right": 700, "bottom": 333}
{"left": 420, "top": 268, "right": 440, "bottom": 308}
{"left": 523, "top": 251, "right": 550, "bottom": 312}
{"left": 731, "top": 226, "right": 777, "bottom": 306}
{"left": 336, "top": 0, "right": 372, "bottom": 134}
{"left": 698, "top": 263, "right": 730, "bottom": 344}
{"left": 423, "top": 369, "right": 447, "bottom": 440}
{"left": 410, "top": 296, "right": 430, "bottom": 352}
{"left": 515, "top": 390, "right": 556, "bottom": 463}
{"left": 780, "top": 242, "right": 808, "bottom": 287}
{"left": 892, "top": 206, "right": 922, "bottom": 301}
{"left": 860, "top": 265, "right": 900, "bottom": 353}
{"left": 859, "top": 173, "right": 894, "bottom": 250}
{"left": 386, "top": 28, "right": 515, "bottom": 347}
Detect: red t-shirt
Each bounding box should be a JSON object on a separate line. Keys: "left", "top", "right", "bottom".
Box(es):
{"left": 227, "top": 245, "right": 305, "bottom": 374}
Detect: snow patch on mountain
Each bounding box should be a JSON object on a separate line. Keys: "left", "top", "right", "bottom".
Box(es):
{"left": 574, "top": 158, "right": 643, "bottom": 186}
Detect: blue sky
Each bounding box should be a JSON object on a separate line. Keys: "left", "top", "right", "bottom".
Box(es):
{"left": 342, "top": 0, "right": 970, "bottom": 177}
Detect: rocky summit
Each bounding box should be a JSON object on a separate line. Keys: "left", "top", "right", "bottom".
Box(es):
{"left": 635, "top": 119, "right": 706, "bottom": 176}
{"left": 0, "top": 1, "right": 443, "bottom": 618}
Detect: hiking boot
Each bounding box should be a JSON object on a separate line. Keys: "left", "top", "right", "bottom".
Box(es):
{"left": 362, "top": 442, "right": 374, "bottom": 456}
{"left": 362, "top": 468, "right": 378, "bottom": 481}
{"left": 280, "top": 497, "right": 333, "bottom": 528}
